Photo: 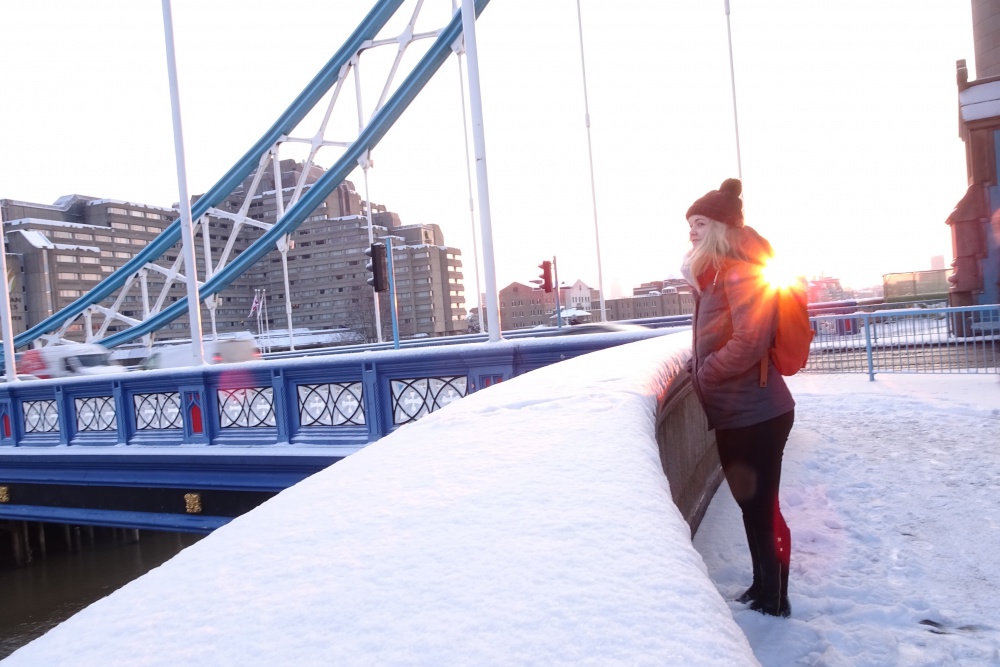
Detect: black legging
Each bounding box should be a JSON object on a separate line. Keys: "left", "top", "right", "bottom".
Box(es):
{"left": 715, "top": 410, "right": 794, "bottom": 535}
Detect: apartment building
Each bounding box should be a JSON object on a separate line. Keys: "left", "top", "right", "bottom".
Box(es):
{"left": 497, "top": 281, "right": 568, "bottom": 330}
{"left": 2, "top": 195, "right": 185, "bottom": 340}
{"left": 1, "top": 160, "right": 467, "bottom": 344}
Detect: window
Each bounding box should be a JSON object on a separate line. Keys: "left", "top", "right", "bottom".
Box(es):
{"left": 58, "top": 272, "right": 79, "bottom": 280}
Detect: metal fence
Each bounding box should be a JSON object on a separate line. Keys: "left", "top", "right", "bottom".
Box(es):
{"left": 806, "top": 304, "right": 1000, "bottom": 380}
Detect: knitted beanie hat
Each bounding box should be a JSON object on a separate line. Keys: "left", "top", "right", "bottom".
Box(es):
{"left": 686, "top": 178, "right": 744, "bottom": 227}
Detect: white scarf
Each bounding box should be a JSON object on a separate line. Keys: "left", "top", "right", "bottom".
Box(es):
{"left": 680, "top": 249, "right": 699, "bottom": 294}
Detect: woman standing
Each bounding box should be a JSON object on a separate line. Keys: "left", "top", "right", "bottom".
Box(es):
{"left": 682, "top": 178, "right": 795, "bottom": 618}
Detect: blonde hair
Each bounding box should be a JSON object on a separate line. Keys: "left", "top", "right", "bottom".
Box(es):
{"left": 688, "top": 219, "right": 774, "bottom": 278}
{"left": 688, "top": 218, "right": 731, "bottom": 277}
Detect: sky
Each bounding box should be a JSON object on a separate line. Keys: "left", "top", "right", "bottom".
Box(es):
{"left": 0, "top": 0, "right": 977, "bottom": 303}
{"left": 2, "top": 333, "right": 999, "bottom": 665}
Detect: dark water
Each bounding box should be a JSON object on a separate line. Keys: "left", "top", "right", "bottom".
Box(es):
{"left": 0, "top": 528, "right": 203, "bottom": 659}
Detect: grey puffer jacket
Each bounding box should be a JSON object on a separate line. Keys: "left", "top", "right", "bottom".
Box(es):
{"left": 691, "top": 259, "right": 795, "bottom": 430}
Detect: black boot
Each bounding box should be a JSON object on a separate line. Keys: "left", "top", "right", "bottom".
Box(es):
{"left": 748, "top": 529, "right": 791, "bottom": 618}
{"left": 735, "top": 518, "right": 761, "bottom": 604}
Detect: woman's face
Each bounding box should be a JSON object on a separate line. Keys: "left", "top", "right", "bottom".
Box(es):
{"left": 688, "top": 215, "right": 712, "bottom": 246}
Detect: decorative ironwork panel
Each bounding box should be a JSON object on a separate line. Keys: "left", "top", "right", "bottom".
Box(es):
{"left": 23, "top": 400, "right": 59, "bottom": 433}
{"left": 218, "top": 387, "right": 275, "bottom": 428}
{"left": 298, "top": 383, "right": 365, "bottom": 427}
{"left": 134, "top": 393, "right": 182, "bottom": 430}
{"left": 75, "top": 396, "right": 117, "bottom": 431}
{"left": 390, "top": 376, "right": 467, "bottom": 426}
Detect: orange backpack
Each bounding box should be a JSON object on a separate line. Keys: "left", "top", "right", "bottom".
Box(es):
{"left": 760, "top": 281, "right": 814, "bottom": 386}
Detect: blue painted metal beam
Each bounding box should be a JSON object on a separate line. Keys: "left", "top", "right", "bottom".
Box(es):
{"left": 14, "top": 0, "right": 407, "bottom": 350}
{"left": 0, "top": 505, "right": 231, "bottom": 534}
{"left": 101, "top": 0, "right": 491, "bottom": 348}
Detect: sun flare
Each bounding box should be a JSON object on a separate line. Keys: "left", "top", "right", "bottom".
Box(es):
{"left": 761, "top": 257, "right": 805, "bottom": 291}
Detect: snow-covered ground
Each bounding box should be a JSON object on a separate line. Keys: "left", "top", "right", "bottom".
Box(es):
{"left": 696, "top": 373, "right": 1000, "bottom": 665}
{"left": 2, "top": 333, "right": 999, "bottom": 666}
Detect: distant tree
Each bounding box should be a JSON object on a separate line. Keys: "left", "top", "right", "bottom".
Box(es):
{"left": 466, "top": 308, "right": 481, "bottom": 333}
{"left": 336, "top": 292, "right": 393, "bottom": 344}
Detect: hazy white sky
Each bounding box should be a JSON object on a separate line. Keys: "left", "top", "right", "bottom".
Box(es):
{"left": 0, "top": 0, "right": 976, "bottom": 300}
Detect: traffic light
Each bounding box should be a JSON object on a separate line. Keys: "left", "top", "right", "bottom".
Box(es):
{"left": 538, "top": 260, "right": 553, "bottom": 293}
{"left": 365, "top": 243, "right": 388, "bottom": 292}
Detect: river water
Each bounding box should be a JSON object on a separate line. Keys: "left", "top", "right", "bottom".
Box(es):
{"left": 0, "top": 527, "right": 203, "bottom": 659}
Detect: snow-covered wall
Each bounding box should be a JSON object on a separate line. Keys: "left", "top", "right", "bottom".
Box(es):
{"left": 4, "top": 332, "right": 757, "bottom": 666}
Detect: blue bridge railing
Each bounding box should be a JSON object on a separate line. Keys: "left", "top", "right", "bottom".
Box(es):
{"left": 806, "top": 303, "right": 1000, "bottom": 380}
{"left": 0, "top": 329, "right": 666, "bottom": 532}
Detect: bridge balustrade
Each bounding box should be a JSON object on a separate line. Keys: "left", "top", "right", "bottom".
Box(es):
{"left": 0, "top": 330, "right": 667, "bottom": 532}
{"left": 806, "top": 304, "right": 1000, "bottom": 379}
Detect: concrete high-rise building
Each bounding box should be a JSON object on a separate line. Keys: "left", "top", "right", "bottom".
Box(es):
{"left": 1, "top": 161, "right": 467, "bottom": 345}
{"left": 3, "top": 195, "right": 184, "bottom": 340}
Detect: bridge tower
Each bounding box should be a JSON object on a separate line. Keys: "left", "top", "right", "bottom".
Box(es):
{"left": 951, "top": 0, "right": 1000, "bottom": 307}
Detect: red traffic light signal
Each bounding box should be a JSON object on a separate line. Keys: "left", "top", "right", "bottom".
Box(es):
{"left": 365, "top": 243, "right": 389, "bottom": 292}
{"left": 538, "top": 260, "right": 553, "bottom": 293}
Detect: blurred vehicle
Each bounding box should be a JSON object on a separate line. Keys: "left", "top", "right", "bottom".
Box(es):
{"left": 139, "top": 337, "right": 261, "bottom": 370}
{"left": 550, "top": 323, "right": 652, "bottom": 336}
{"left": 16, "top": 344, "right": 121, "bottom": 379}
{"left": 0, "top": 373, "right": 41, "bottom": 382}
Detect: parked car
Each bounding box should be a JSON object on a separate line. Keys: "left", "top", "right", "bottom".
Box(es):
{"left": 16, "top": 344, "right": 121, "bottom": 379}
